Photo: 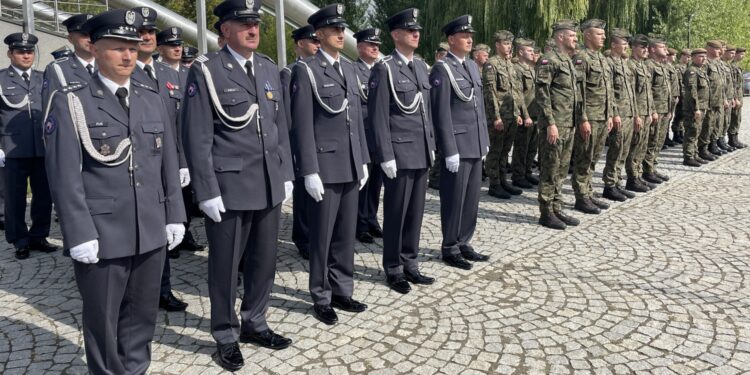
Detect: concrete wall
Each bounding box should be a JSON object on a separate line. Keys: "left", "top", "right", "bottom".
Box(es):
{"left": 0, "top": 19, "right": 69, "bottom": 71}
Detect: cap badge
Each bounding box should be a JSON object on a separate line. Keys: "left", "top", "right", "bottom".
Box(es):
{"left": 374, "top": 29, "right": 380, "bottom": 36}
{"left": 21, "top": 33, "right": 28, "bottom": 43}
{"left": 246, "top": 0, "right": 254, "bottom": 9}
{"left": 337, "top": 4, "right": 344, "bottom": 15}
{"left": 467, "top": 15, "right": 472, "bottom": 24}
{"left": 172, "top": 27, "right": 178, "bottom": 35}
{"left": 125, "top": 11, "right": 136, "bottom": 25}
{"left": 413, "top": 9, "right": 419, "bottom": 18}
{"left": 142, "top": 8, "right": 149, "bottom": 17}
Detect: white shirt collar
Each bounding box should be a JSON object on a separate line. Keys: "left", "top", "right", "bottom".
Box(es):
{"left": 158, "top": 57, "right": 181, "bottom": 72}
{"left": 76, "top": 54, "right": 95, "bottom": 69}
{"left": 227, "top": 45, "right": 254, "bottom": 74}
{"left": 11, "top": 65, "right": 31, "bottom": 78}
{"left": 98, "top": 73, "right": 130, "bottom": 99}
{"left": 448, "top": 51, "right": 466, "bottom": 64}
{"left": 394, "top": 49, "right": 413, "bottom": 65}
{"left": 319, "top": 48, "right": 340, "bottom": 66}
{"left": 135, "top": 59, "right": 156, "bottom": 78}
{"left": 358, "top": 58, "right": 375, "bottom": 70}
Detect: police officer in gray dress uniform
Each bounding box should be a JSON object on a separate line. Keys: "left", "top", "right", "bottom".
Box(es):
{"left": 181, "top": 0, "right": 295, "bottom": 370}
{"left": 369, "top": 8, "right": 437, "bottom": 294}
{"left": 42, "top": 13, "right": 95, "bottom": 107}
{"left": 44, "top": 10, "right": 186, "bottom": 374}
{"left": 1, "top": 32, "right": 57, "bottom": 260}
{"left": 282, "top": 24, "right": 319, "bottom": 260}
{"left": 290, "top": 3, "right": 370, "bottom": 326}
{"left": 353, "top": 27, "right": 384, "bottom": 244}
{"left": 429, "top": 15, "right": 491, "bottom": 270}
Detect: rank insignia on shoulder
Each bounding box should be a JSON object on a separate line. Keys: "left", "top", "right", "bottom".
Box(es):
{"left": 187, "top": 82, "right": 197, "bottom": 97}
{"left": 44, "top": 116, "right": 57, "bottom": 134}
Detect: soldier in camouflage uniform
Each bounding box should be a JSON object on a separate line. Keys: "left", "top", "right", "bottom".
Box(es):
{"left": 729, "top": 47, "right": 747, "bottom": 148}
{"left": 570, "top": 19, "right": 614, "bottom": 214}
{"left": 681, "top": 48, "right": 710, "bottom": 167}
{"left": 535, "top": 20, "right": 582, "bottom": 230}
{"left": 670, "top": 49, "right": 691, "bottom": 145}
{"left": 473, "top": 43, "right": 490, "bottom": 73}
{"left": 642, "top": 36, "right": 674, "bottom": 184}
{"left": 699, "top": 40, "right": 727, "bottom": 161}
{"left": 601, "top": 28, "right": 638, "bottom": 202}
{"left": 662, "top": 47, "right": 680, "bottom": 148}
{"left": 482, "top": 30, "right": 526, "bottom": 199}
{"left": 625, "top": 34, "right": 656, "bottom": 193}
{"left": 718, "top": 45, "right": 738, "bottom": 152}
{"left": 510, "top": 38, "right": 540, "bottom": 188}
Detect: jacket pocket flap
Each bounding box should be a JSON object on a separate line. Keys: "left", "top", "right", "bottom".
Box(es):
{"left": 219, "top": 93, "right": 249, "bottom": 106}
{"left": 141, "top": 121, "right": 164, "bottom": 134}
{"left": 393, "top": 137, "right": 414, "bottom": 143}
{"left": 213, "top": 156, "right": 243, "bottom": 172}
{"left": 86, "top": 197, "right": 115, "bottom": 215}
{"left": 316, "top": 141, "right": 338, "bottom": 153}
{"left": 453, "top": 125, "right": 468, "bottom": 134}
{"left": 88, "top": 126, "right": 122, "bottom": 139}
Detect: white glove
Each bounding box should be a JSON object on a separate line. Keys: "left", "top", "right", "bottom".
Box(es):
{"left": 446, "top": 154, "right": 460, "bottom": 173}
{"left": 179, "top": 168, "right": 191, "bottom": 188}
{"left": 0, "top": 149, "right": 5, "bottom": 167}
{"left": 199, "top": 196, "right": 225, "bottom": 222}
{"left": 304, "top": 173, "right": 324, "bottom": 202}
{"left": 483, "top": 146, "right": 488, "bottom": 162}
{"left": 70, "top": 239, "right": 99, "bottom": 264}
{"left": 165, "top": 223, "right": 185, "bottom": 250}
{"left": 283, "top": 181, "right": 294, "bottom": 203}
{"left": 381, "top": 160, "right": 397, "bottom": 179}
{"left": 359, "top": 164, "right": 369, "bottom": 190}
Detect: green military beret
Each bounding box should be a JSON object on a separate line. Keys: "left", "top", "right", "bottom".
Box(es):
{"left": 706, "top": 40, "right": 722, "bottom": 49}
{"left": 493, "top": 30, "right": 514, "bottom": 42}
{"left": 726, "top": 45, "right": 736, "bottom": 52}
{"left": 719, "top": 40, "right": 727, "bottom": 47}
{"left": 552, "top": 20, "right": 578, "bottom": 33}
{"left": 514, "top": 37, "right": 535, "bottom": 48}
{"left": 680, "top": 48, "right": 691, "bottom": 56}
{"left": 474, "top": 43, "right": 490, "bottom": 53}
{"left": 668, "top": 48, "right": 677, "bottom": 56}
{"left": 691, "top": 48, "right": 707, "bottom": 56}
{"left": 580, "top": 18, "right": 606, "bottom": 31}
{"left": 648, "top": 34, "right": 667, "bottom": 45}
{"left": 737, "top": 47, "right": 746, "bottom": 53}
{"left": 610, "top": 28, "right": 631, "bottom": 41}
{"left": 630, "top": 34, "right": 650, "bottom": 47}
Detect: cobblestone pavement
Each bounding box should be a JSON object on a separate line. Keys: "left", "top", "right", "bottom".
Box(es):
{"left": 2, "top": 104, "right": 750, "bottom": 375}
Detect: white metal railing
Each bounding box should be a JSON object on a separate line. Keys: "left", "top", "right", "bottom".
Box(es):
{"left": 0, "top": 0, "right": 108, "bottom": 34}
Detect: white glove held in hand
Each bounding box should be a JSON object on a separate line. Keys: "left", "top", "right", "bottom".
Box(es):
{"left": 166, "top": 223, "right": 185, "bottom": 250}
{"left": 359, "top": 164, "right": 369, "bottom": 190}
{"left": 445, "top": 154, "right": 460, "bottom": 173}
{"left": 199, "top": 196, "right": 226, "bottom": 222}
{"left": 304, "top": 174, "right": 324, "bottom": 202}
{"left": 179, "top": 168, "right": 191, "bottom": 188}
{"left": 381, "top": 160, "right": 397, "bottom": 179}
{"left": 70, "top": 240, "right": 99, "bottom": 264}
{"left": 283, "top": 181, "right": 294, "bottom": 203}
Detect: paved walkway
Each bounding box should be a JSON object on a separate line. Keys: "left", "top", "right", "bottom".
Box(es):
{"left": 2, "top": 104, "right": 750, "bottom": 374}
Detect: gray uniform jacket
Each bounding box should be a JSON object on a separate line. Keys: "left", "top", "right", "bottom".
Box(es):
{"left": 354, "top": 58, "right": 375, "bottom": 154}
{"left": 44, "top": 77, "right": 186, "bottom": 258}
{"left": 182, "top": 47, "right": 294, "bottom": 210}
{"left": 428, "top": 54, "right": 489, "bottom": 159}
{"left": 368, "top": 52, "right": 436, "bottom": 169}
{"left": 0, "top": 67, "right": 45, "bottom": 158}
{"left": 41, "top": 55, "right": 94, "bottom": 110}
{"left": 290, "top": 50, "right": 370, "bottom": 183}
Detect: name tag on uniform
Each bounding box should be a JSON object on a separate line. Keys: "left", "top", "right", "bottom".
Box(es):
{"left": 398, "top": 79, "right": 410, "bottom": 84}
{"left": 223, "top": 88, "right": 240, "bottom": 93}
{"left": 455, "top": 78, "right": 465, "bottom": 81}
{"left": 5, "top": 86, "right": 15, "bottom": 90}
{"left": 323, "top": 83, "right": 335, "bottom": 88}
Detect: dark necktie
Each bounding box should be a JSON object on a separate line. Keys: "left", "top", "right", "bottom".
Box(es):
{"left": 86, "top": 64, "right": 94, "bottom": 76}
{"left": 244, "top": 60, "right": 256, "bottom": 89}
{"left": 144, "top": 65, "right": 156, "bottom": 82}
{"left": 115, "top": 87, "right": 129, "bottom": 115}
{"left": 408, "top": 61, "right": 420, "bottom": 85}
{"left": 21, "top": 72, "right": 29, "bottom": 85}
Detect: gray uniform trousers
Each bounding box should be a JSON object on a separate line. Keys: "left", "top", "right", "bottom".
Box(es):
{"left": 440, "top": 158, "right": 482, "bottom": 256}
{"left": 382, "top": 168, "right": 427, "bottom": 276}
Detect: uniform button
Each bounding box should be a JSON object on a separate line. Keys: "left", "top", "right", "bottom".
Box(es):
{"left": 102, "top": 132, "right": 107, "bottom": 137}
{"left": 135, "top": 182, "right": 141, "bottom": 187}
{"left": 319, "top": 147, "right": 323, "bottom": 151}
{"left": 154, "top": 127, "right": 158, "bottom": 132}
{"left": 350, "top": 132, "right": 353, "bottom": 135}
{"left": 265, "top": 150, "right": 268, "bottom": 154}
{"left": 263, "top": 133, "right": 268, "bottom": 137}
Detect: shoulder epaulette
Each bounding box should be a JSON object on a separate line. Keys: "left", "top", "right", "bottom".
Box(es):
{"left": 381, "top": 56, "right": 394, "bottom": 62}
{"left": 194, "top": 54, "right": 212, "bottom": 64}
{"left": 132, "top": 80, "right": 157, "bottom": 92}
{"left": 255, "top": 52, "right": 276, "bottom": 65}
{"left": 341, "top": 56, "right": 353, "bottom": 64}
{"left": 60, "top": 82, "right": 87, "bottom": 93}
{"left": 54, "top": 56, "right": 70, "bottom": 63}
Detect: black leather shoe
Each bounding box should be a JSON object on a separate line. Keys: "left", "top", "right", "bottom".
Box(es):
{"left": 29, "top": 239, "right": 58, "bottom": 253}
{"left": 386, "top": 274, "right": 411, "bottom": 294}
{"left": 356, "top": 231, "right": 374, "bottom": 244}
{"left": 159, "top": 292, "right": 188, "bottom": 312}
{"left": 368, "top": 225, "right": 383, "bottom": 238}
{"left": 525, "top": 174, "right": 539, "bottom": 185}
{"left": 168, "top": 249, "right": 180, "bottom": 259}
{"left": 428, "top": 179, "right": 440, "bottom": 190}
{"left": 589, "top": 196, "right": 610, "bottom": 210}
{"left": 642, "top": 172, "right": 663, "bottom": 184}
{"left": 616, "top": 185, "right": 636, "bottom": 199}
{"left": 709, "top": 141, "right": 724, "bottom": 155}
{"left": 331, "top": 295, "right": 367, "bottom": 312}
{"left": 215, "top": 342, "right": 243, "bottom": 371}
{"left": 404, "top": 270, "right": 435, "bottom": 285}
{"left": 603, "top": 186, "right": 627, "bottom": 202}
{"left": 488, "top": 184, "right": 511, "bottom": 199}
{"left": 539, "top": 212, "right": 566, "bottom": 230}
{"left": 625, "top": 177, "right": 649, "bottom": 193}
{"left": 511, "top": 178, "right": 533, "bottom": 189}
{"left": 313, "top": 304, "right": 338, "bottom": 325}
{"left": 574, "top": 198, "right": 601, "bottom": 214}
{"left": 15, "top": 246, "right": 30, "bottom": 260}
{"left": 240, "top": 329, "right": 292, "bottom": 350}
{"left": 654, "top": 171, "right": 670, "bottom": 181}
{"left": 501, "top": 180, "right": 523, "bottom": 195}
{"left": 442, "top": 254, "right": 472, "bottom": 270}
{"left": 461, "top": 249, "right": 489, "bottom": 262}
{"left": 0, "top": 220, "right": 4, "bottom": 231}
{"left": 554, "top": 210, "right": 580, "bottom": 226}
{"left": 683, "top": 158, "right": 702, "bottom": 167}
{"left": 176, "top": 238, "right": 205, "bottom": 251}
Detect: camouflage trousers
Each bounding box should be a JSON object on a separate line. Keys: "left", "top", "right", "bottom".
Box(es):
{"left": 718, "top": 104, "right": 732, "bottom": 138}
{"left": 682, "top": 113, "right": 704, "bottom": 160}
{"left": 485, "top": 117, "right": 517, "bottom": 185}
{"left": 511, "top": 122, "right": 538, "bottom": 182}
{"left": 537, "top": 124, "right": 575, "bottom": 214}
{"left": 572, "top": 120, "right": 608, "bottom": 199}
{"left": 672, "top": 103, "right": 685, "bottom": 136}
{"left": 602, "top": 117, "right": 634, "bottom": 187}
{"left": 643, "top": 113, "right": 671, "bottom": 174}
{"left": 626, "top": 115, "right": 650, "bottom": 178}
{"left": 729, "top": 105, "right": 743, "bottom": 135}
{"left": 701, "top": 107, "right": 722, "bottom": 146}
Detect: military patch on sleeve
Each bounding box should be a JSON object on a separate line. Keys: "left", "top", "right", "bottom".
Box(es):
{"left": 187, "top": 82, "right": 197, "bottom": 97}
{"left": 432, "top": 78, "right": 441, "bottom": 87}
{"left": 689, "top": 71, "right": 695, "bottom": 75}
{"left": 43, "top": 79, "right": 48, "bottom": 89}
{"left": 44, "top": 116, "right": 57, "bottom": 135}
{"left": 575, "top": 59, "right": 583, "bottom": 65}
{"left": 540, "top": 59, "right": 549, "bottom": 65}
{"left": 370, "top": 80, "right": 378, "bottom": 89}
{"left": 292, "top": 83, "right": 298, "bottom": 93}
